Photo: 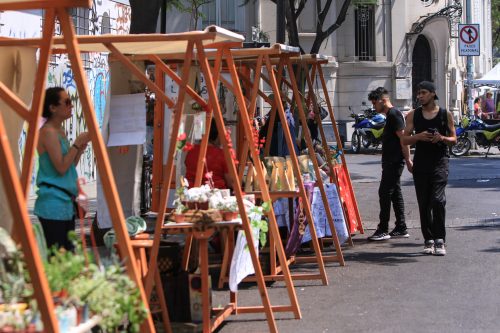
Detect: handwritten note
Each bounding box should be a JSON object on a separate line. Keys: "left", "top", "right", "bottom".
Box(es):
{"left": 107, "top": 93, "right": 146, "bottom": 147}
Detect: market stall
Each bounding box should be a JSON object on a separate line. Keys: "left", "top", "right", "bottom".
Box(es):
{"left": 0, "top": 2, "right": 290, "bottom": 331}
{"left": 133, "top": 41, "right": 306, "bottom": 331}
{"left": 0, "top": 1, "right": 156, "bottom": 332}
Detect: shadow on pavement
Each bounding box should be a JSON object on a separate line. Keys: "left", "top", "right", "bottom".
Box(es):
{"left": 480, "top": 239, "right": 500, "bottom": 253}
{"left": 447, "top": 178, "right": 500, "bottom": 189}
{"left": 344, "top": 250, "right": 421, "bottom": 266}
{"left": 455, "top": 221, "right": 500, "bottom": 231}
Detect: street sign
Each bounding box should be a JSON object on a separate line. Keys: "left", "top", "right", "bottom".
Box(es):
{"left": 458, "top": 24, "right": 480, "bottom": 56}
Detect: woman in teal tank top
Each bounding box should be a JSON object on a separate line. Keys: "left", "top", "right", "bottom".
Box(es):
{"left": 34, "top": 87, "right": 90, "bottom": 251}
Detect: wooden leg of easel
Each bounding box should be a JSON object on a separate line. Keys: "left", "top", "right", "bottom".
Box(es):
{"left": 154, "top": 268, "right": 172, "bottom": 333}
{"left": 199, "top": 237, "right": 211, "bottom": 333}
{"left": 218, "top": 229, "right": 235, "bottom": 289}
{"left": 182, "top": 234, "right": 193, "bottom": 271}
{"left": 269, "top": 224, "right": 277, "bottom": 276}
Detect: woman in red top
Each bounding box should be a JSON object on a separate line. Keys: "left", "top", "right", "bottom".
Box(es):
{"left": 184, "top": 121, "right": 232, "bottom": 189}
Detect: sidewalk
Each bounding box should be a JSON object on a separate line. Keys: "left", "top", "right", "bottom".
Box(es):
{"left": 217, "top": 225, "right": 500, "bottom": 332}
{"left": 26, "top": 159, "right": 500, "bottom": 333}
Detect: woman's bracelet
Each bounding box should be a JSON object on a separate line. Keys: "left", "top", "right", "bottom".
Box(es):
{"left": 72, "top": 143, "right": 81, "bottom": 151}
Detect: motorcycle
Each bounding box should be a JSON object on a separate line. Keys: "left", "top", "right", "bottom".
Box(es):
{"left": 349, "top": 102, "right": 386, "bottom": 153}
{"left": 451, "top": 115, "right": 500, "bottom": 157}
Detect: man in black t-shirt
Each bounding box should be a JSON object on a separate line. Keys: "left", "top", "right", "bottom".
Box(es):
{"left": 367, "top": 87, "right": 412, "bottom": 241}
{"left": 402, "top": 81, "right": 456, "bottom": 256}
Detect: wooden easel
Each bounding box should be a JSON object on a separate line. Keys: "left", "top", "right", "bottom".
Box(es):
{"left": 262, "top": 54, "right": 363, "bottom": 246}
{"left": 94, "top": 30, "right": 302, "bottom": 331}
{"left": 295, "top": 55, "right": 364, "bottom": 236}
{"left": 251, "top": 52, "right": 347, "bottom": 266}
{"left": 0, "top": 1, "right": 154, "bottom": 332}
{"left": 216, "top": 46, "right": 348, "bottom": 288}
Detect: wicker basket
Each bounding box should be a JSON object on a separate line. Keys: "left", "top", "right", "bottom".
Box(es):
{"left": 169, "top": 209, "right": 222, "bottom": 224}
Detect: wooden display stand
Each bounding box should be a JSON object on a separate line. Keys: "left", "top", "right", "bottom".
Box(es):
{"left": 296, "top": 55, "right": 364, "bottom": 235}
{"left": 285, "top": 54, "right": 363, "bottom": 243}
{"left": 139, "top": 38, "right": 304, "bottom": 332}
{"left": 212, "top": 46, "right": 335, "bottom": 287}
{"left": 0, "top": 4, "right": 292, "bottom": 331}
{"left": 235, "top": 50, "right": 348, "bottom": 273}
{"left": 0, "top": 1, "right": 153, "bottom": 332}
{"left": 166, "top": 45, "right": 336, "bottom": 288}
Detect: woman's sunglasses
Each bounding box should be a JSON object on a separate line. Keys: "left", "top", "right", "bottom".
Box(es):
{"left": 59, "top": 98, "right": 72, "bottom": 107}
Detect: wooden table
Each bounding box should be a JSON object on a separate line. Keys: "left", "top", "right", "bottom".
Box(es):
{"left": 162, "top": 220, "right": 243, "bottom": 333}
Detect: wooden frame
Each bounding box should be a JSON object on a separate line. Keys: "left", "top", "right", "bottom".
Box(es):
{"left": 0, "top": 3, "right": 262, "bottom": 331}
{"left": 218, "top": 46, "right": 333, "bottom": 286}
{"left": 126, "top": 39, "right": 306, "bottom": 331}
{"left": 0, "top": 1, "right": 156, "bottom": 332}
{"left": 292, "top": 55, "right": 364, "bottom": 236}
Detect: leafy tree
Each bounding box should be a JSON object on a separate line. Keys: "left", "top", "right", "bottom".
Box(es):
{"left": 244, "top": 0, "right": 353, "bottom": 54}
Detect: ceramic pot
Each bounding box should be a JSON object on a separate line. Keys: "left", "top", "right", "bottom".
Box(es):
{"left": 222, "top": 211, "right": 238, "bottom": 221}
{"left": 173, "top": 213, "right": 185, "bottom": 223}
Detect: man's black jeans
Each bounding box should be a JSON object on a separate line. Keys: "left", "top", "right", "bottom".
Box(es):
{"left": 413, "top": 167, "right": 448, "bottom": 242}
{"left": 378, "top": 160, "right": 406, "bottom": 232}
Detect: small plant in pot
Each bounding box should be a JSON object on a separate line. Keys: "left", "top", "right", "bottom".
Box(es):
{"left": 218, "top": 200, "right": 239, "bottom": 221}
{"left": 172, "top": 202, "right": 188, "bottom": 223}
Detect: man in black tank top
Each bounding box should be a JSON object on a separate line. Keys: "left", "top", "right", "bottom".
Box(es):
{"left": 367, "top": 87, "right": 413, "bottom": 241}
{"left": 402, "top": 81, "right": 456, "bottom": 256}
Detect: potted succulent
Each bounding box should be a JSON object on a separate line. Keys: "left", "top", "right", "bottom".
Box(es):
{"left": 44, "top": 235, "right": 148, "bottom": 332}
{"left": 172, "top": 202, "right": 188, "bottom": 223}
{"left": 0, "top": 228, "right": 38, "bottom": 332}
{"left": 218, "top": 200, "right": 239, "bottom": 221}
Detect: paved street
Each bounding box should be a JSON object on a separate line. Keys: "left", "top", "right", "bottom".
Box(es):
{"left": 216, "top": 150, "right": 500, "bottom": 333}
{"left": 27, "top": 149, "right": 500, "bottom": 332}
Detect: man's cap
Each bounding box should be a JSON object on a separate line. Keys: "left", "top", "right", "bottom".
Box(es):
{"left": 417, "top": 81, "right": 438, "bottom": 100}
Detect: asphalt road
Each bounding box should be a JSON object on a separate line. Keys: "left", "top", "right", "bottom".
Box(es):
{"left": 217, "top": 150, "right": 500, "bottom": 333}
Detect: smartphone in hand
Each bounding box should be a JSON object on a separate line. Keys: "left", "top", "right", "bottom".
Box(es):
{"left": 427, "top": 128, "right": 438, "bottom": 134}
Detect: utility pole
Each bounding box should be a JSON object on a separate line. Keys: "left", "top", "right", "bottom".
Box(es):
{"left": 466, "top": 0, "right": 474, "bottom": 116}
{"left": 276, "top": 0, "right": 285, "bottom": 43}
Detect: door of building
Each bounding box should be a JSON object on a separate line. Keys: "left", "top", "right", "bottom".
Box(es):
{"left": 412, "top": 34, "right": 432, "bottom": 108}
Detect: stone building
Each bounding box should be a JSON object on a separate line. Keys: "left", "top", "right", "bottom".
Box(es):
{"left": 166, "top": 0, "right": 493, "bottom": 123}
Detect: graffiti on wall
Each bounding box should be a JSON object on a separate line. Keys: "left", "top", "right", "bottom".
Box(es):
{"left": 1, "top": 1, "right": 131, "bottom": 189}
{"left": 114, "top": 3, "right": 131, "bottom": 35}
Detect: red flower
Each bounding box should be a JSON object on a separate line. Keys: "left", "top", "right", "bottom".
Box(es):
{"left": 183, "top": 142, "right": 194, "bottom": 152}
{"left": 177, "top": 133, "right": 187, "bottom": 141}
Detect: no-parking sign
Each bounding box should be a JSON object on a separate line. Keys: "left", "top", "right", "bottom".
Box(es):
{"left": 458, "top": 24, "right": 480, "bottom": 56}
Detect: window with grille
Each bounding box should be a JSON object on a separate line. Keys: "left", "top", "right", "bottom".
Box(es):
{"left": 70, "top": 7, "right": 91, "bottom": 68}
{"left": 355, "top": 5, "right": 375, "bottom": 61}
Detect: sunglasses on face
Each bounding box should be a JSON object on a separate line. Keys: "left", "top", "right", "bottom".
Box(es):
{"left": 59, "top": 98, "right": 72, "bottom": 107}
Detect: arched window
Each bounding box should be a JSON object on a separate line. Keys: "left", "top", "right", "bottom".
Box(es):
{"left": 101, "top": 12, "right": 111, "bottom": 34}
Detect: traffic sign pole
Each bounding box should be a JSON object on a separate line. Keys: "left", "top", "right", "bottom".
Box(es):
{"left": 466, "top": 0, "right": 473, "bottom": 117}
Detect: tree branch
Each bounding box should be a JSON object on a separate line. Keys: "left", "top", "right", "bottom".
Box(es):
{"left": 296, "top": 0, "right": 307, "bottom": 17}
{"left": 324, "top": 0, "right": 351, "bottom": 37}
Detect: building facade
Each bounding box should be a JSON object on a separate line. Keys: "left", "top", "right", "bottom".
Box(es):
{"left": 167, "top": 0, "right": 492, "bottom": 122}
{"left": 260, "top": 0, "right": 492, "bottom": 120}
